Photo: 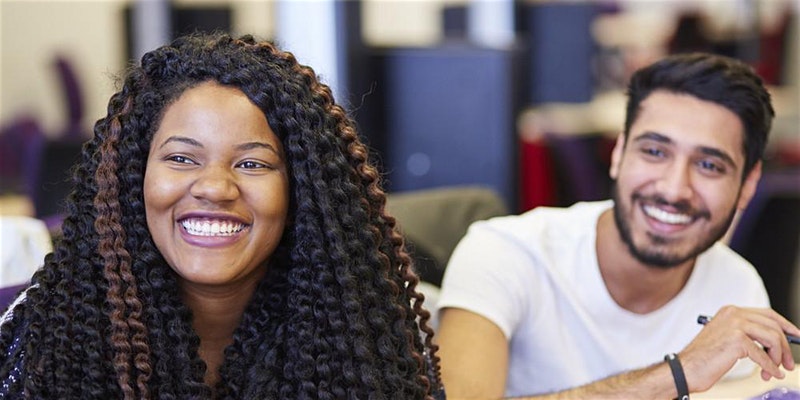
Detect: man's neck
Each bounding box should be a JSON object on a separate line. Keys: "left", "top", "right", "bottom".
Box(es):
{"left": 595, "top": 209, "right": 695, "bottom": 314}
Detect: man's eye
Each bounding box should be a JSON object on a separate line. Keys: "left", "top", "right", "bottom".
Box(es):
{"left": 641, "top": 147, "right": 664, "bottom": 157}
{"left": 698, "top": 159, "right": 724, "bottom": 173}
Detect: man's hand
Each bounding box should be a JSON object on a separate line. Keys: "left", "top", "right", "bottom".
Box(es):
{"left": 679, "top": 306, "right": 800, "bottom": 393}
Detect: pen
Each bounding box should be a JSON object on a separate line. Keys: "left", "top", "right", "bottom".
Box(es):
{"left": 697, "top": 315, "right": 800, "bottom": 345}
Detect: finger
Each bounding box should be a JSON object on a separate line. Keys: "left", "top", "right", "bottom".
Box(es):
{"left": 748, "top": 310, "right": 799, "bottom": 370}
{"left": 781, "top": 344, "right": 794, "bottom": 370}
{"left": 767, "top": 310, "right": 800, "bottom": 337}
{"left": 740, "top": 307, "right": 800, "bottom": 337}
{"left": 761, "top": 368, "right": 772, "bottom": 381}
{"left": 746, "top": 324, "right": 790, "bottom": 368}
{"left": 781, "top": 344, "right": 796, "bottom": 371}
{"left": 745, "top": 339, "right": 784, "bottom": 379}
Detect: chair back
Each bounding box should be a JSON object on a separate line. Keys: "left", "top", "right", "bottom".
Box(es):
{"left": 386, "top": 186, "right": 508, "bottom": 286}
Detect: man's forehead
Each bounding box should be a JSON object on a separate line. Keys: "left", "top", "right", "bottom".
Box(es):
{"left": 629, "top": 91, "right": 747, "bottom": 163}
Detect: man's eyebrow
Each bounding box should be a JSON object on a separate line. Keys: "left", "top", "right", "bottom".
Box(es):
{"left": 158, "top": 137, "right": 279, "bottom": 155}
{"left": 632, "top": 131, "right": 672, "bottom": 144}
{"left": 159, "top": 136, "right": 202, "bottom": 149}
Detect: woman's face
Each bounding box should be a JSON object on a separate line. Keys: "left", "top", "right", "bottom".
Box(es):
{"left": 144, "top": 81, "right": 289, "bottom": 291}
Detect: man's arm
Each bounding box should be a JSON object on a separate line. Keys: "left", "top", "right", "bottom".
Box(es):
{"left": 438, "top": 306, "right": 800, "bottom": 400}
{"left": 436, "top": 307, "right": 678, "bottom": 400}
{"left": 437, "top": 307, "right": 510, "bottom": 398}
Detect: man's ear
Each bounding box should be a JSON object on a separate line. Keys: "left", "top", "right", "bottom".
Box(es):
{"left": 609, "top": 133, "right": 625, "bottom": 180}
{"left": 737, "top": 161, "right": 762, "bottom": 210}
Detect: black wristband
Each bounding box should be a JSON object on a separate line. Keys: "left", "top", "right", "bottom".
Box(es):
{"left": 664, "top": 353, "right": 689, "bottom": 400}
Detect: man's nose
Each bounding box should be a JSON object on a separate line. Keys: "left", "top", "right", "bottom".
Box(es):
{"left": 654, "top": 161, "right": 694, "bottom": 202}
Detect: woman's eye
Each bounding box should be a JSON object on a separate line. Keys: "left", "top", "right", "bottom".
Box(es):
{"left": 237, "top": 160, "right": 269, "bottom": 169}
{"left": 166, "top": 155, "right": 196, "bottom": 164}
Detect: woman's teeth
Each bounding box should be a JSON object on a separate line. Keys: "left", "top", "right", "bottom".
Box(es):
{"left": 181, "top": 219, "right": 245, "bottom": 236}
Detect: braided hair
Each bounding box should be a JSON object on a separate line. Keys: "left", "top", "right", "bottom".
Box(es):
{"left": 0, "top": 32, "right": 441, "bottom": 399}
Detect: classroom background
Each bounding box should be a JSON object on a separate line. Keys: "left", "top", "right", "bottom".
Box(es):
{"left": 1, "top": 0, "right": 798, "bottom": 343}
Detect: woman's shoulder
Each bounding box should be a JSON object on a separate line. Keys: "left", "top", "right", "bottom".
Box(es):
{"left": 0, "top": 284, "right": 32, "bottom": 397}
{"left": 424, "top": 350, "right": 447, "bottom": 400}
{"left": 0, "top": 283, "right": 32, "bottom": 328}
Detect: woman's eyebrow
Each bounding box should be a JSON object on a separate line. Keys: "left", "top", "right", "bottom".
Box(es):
{"left": 159, "top": 135, "right": 202, "bottom": 149}
{"left": 235, "top": 141, "right": 279, "bottom": 154}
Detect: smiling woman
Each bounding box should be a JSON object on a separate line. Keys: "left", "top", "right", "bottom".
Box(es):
{"left": 0, "top": 33, "right": 443, "bottom": 399}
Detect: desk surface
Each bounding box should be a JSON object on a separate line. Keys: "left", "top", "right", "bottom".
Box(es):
{"left": 696, "top": 367, "right": 800, "bottom": 399}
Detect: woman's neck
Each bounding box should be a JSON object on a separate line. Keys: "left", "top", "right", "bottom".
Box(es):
{"left": 180, "top": 278, "right": 261, "bottom": 387}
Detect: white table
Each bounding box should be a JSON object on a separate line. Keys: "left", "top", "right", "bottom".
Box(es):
{"left": 696, "top": 367, "right": 800, "bottom": 400}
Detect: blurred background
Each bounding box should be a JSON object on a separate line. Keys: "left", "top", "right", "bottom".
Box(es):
{"left": 0, "top": 0, "right": 798, "bottom": 328}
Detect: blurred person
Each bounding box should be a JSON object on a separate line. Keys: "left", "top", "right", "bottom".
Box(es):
{"left": 0, "top": 32, "right": 443, "bottom": 399}
{"left": 436, "top": 52, "right": 798, "bottom": 399}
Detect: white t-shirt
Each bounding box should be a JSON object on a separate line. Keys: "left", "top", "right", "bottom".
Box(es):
{"left": 1, "top": 216, "right": 50, "bottom": 286}
{"left": 437, "top": 200, "right": 770, "bottom": 397}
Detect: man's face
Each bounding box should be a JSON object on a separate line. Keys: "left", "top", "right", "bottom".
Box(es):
{"left": 609, "top": 90, "right": 761, "bottom": 268}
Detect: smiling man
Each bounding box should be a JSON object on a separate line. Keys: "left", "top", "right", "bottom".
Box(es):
{"left": 436, "top": 53, "right": 800, "bottom": 399}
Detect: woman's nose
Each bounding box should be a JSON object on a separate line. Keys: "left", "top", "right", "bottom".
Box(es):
{"left": 189, "top": 165, "right": 240, "bottom": 202}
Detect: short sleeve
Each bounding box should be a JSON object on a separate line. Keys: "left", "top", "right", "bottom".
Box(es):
{"left": 437, "top": 222, "right": 541, "bottom": 338}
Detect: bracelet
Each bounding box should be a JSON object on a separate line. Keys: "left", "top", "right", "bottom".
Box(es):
{"left": 664, "top": 353, "right": 690, "bottom": 400}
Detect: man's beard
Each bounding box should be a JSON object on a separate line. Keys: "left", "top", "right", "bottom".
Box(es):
{"left": 611, "top": 183, "right": 737, "bottom": 269}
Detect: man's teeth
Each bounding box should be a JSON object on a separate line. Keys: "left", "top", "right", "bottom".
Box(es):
{"left": 643, "top": 205, "right": 692, "bottom": 224}
{"left": 181, "top": 219, "right": 245, "bottom": 236}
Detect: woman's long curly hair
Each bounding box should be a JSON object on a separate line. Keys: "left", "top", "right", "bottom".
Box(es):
{"left": 0, "top": 32, "right": 440, "bottom": 399}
